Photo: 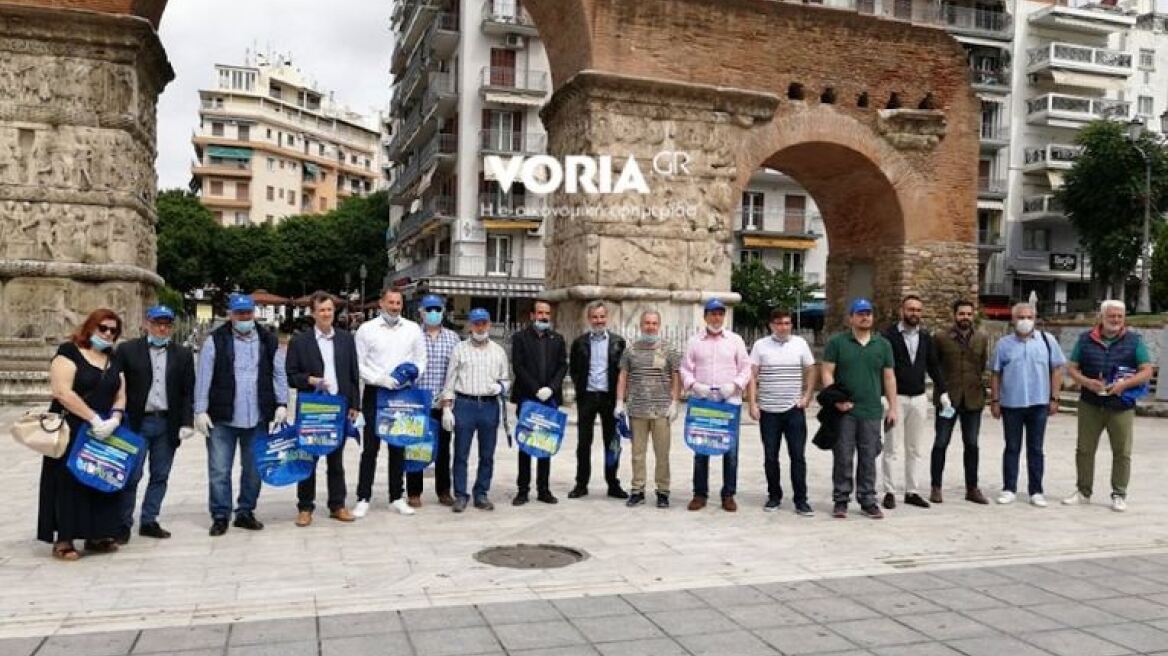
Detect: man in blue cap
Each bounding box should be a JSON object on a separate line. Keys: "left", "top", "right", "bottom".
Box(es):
{"left": 114, "top": 304, "right": 196, "bottom": 542}
{"left": 194, "top": 293, "right": 289, "bottom": 536}
{"left": 821, "top": 298, "right": 898, "bottom": 520}
{"left": 416, "top": 294, "right": 460, "bottom": 505}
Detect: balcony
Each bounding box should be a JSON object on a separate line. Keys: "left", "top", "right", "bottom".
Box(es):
{"left": 481, "top": 0, "right": 539, "bottom": 36}
{"left": 978, "top": 228, "right": 1005, "bottom": 251}
{"left": 970, "top": 65, "right": 1010, "bottom": 94}
{"left": 1028, "top": 2, "right": 1136, "bottom": 36}
{"left": 391, "top": 254, "right": 453, "bottom": 283}
{"left": 480, "top": 66, "right": 549, "bottom": 104}
{"left": 1021, "top": 194, "right": 1066, "bottom": 223}
{"left": 386, "top": 104, "right": 424, "bottom": 158}
{"left": 191, "top": 159, "right": 252, "bottom": 179}
{"left": 391, "top": 51, "right": 431, "bottom": 114}
{"left": 389, "top": 160, "right": 421, "bottom": 198}
{"left": 979, "top": 123, "right": 1009, "bottom": 150}
{"left": 420, "top": 132, "right": 457, "bottom": 171}
{"left": 421, "top": 75, "right": 458, "bottom": 120}
{"left": 1023, "top": 144, "right": 1082, "bottom": 173}
{"left": 936, "top": 4, "right": 1012, "bottom": 40}
{"left": 1026, "top": 93, "right": 1129, "bottom": 128}
{"left": 397, "top": 195, "right": 456, "bottom": 242}
{"left": 394, "top": 1, "right": 440, "bottom": 65}
{"left": 977, "top": 176, "right": 1007, "bottom": 200}
{"left": 427, "top": 12, "right": 460, "bottom": 59}
{"left": 1026, "top": 43, "right": 1133, "bottom": 82}
{"left": 460, "top": 255, "right": 545, "bottom": 278}
{"left": 479, "top": 129, "right": 547, "bottom": 155}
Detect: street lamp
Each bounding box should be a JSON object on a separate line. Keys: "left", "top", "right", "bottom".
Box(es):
{"left": 359, "top": 263, "right": 368, "bottom": 310}
{"left": 1124, "top": 113, "right": 1168, "bottom": 313}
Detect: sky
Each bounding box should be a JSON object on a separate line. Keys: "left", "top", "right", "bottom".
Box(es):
{"left": 154, "top": 0, "right": 392, "bottom": 190}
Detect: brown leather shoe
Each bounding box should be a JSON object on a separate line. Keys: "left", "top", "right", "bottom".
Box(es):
{"left": 295, "top": 511, "right": 312, "bottom": 527}
{"left": 438, "top": 493, "right": 455, "bottom": 507}
{"left": 965, "top": 487, "right": 989, "bottom": 505}
{"left": 721, "top": 496, "right": 738, "bottom": 512}
{"left": 329, "top": 508, "right": 356, "bottom": 522}
{"left": 407, "top": 495, "right": 422, "bottom": 508}
{"left": 687, "top": 496, "right": 707, "bottom": 511}
{"left": 929, "top": 487, "right": 943, "bottom": 504}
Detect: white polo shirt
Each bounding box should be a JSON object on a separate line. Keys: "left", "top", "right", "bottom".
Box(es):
{"left": 750, "top": 334, "right": 815, "bottom": 413}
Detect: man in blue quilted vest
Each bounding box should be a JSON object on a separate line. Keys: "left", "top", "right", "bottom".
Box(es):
{"left": 1062, "top": 300, "right": 1153, "bottom": 513}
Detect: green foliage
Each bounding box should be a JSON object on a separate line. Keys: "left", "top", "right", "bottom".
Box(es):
{"left": 1058, "top": 120, "right": 1168, "bottom": 292}
{"left": 155, "top": 190, "right": 221, "bottom": 294}
{"left": 731, "top": 258, "right": 820, "bottom": 329}
{"left": 155, "top": 286, "right": 185, "bottom": 314}
{"left": 1152, "top": 221, "right": 1168, "bottom": 311}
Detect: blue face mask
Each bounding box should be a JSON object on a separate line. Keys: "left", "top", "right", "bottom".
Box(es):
{"left": 533, "top": 320, "right": 551, "bottom": 332}
{"left": 147, "top": 334, "right": 170, "bottom": 347}
{"left": 423, "top": 310, "right": 443, "bottom": 326}
{"left": 233, "top": 319, "right": 255, "bottom": 334}
{"left": 90, "top": 333, "right": 113, "bottom": 352}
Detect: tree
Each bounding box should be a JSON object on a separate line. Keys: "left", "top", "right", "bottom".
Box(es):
{"left": 155, "top": 189, "right": 222, "bottom": 294}
{"left": 730, "top": 258, "right": 820, "bottom": 329}
{"left": 1152, "top": 221, "right": 1168, "bottom": 311}
{"left": 1058, "top": 120, "right": 1168, "bottom": 301}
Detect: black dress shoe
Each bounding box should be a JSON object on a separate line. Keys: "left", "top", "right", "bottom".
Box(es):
{"left": 567, "top": 486, "right": 588, "bottom": 499}
{"left": 882, "top": 493, "right": 897, "bottom": 510}
{"left": 537, "top": 491, "right": 558, "bottom": 504}
{"left": 114, "top": 528, "right": 131, "bottom": 546}
{"left": 209, "top": 519, "right": 229, "bottom": 537}
{"left": 139, "top": 522, "right": 172, "bottom": 539}
{"left": 627, "top": 492, "right": 645, "bottom": 507}
{"left": 607, "top": 487, "right": 629, "bottom": 500}
{"left": 656, "top": 493, "right": 670, "bottom": 508}
{"left": 904, "top": 493, "right": 931, "bottom": 509}
{"left": 232, "top": 514, "right": 264, "bottom": 531}
{"left": 512, "top": 493, "right": 529, "bottom": 506}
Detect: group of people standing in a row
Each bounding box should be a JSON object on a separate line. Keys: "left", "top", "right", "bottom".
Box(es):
{"left": 36, "top": 289, "right": 1152, "bottom": 560}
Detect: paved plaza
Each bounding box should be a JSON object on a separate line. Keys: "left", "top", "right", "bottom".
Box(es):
{"left": 2, "top": 403, "right": 1168, "bottom": 654}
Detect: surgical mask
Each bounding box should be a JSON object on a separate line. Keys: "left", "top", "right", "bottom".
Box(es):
{"left": 590, "top": 327, "right": 606, "bottom": 337}
{"left": 1015, "top": 319, "right": 1035, "bottom": 335}
{"left": 422, "top": 310, "right": 443, "bottom": 327}
{"left": 533, "top": 320, "right": 551, "bottom": 332}
{"left": 147, "top": 334, "right": 170, "bottom": 348}
{"left": 771, "top": 333, "right": 789, "bottom": 343}
{"left": 90, "top": 333, "right": 113, "bottom": 352}
{"left": 640, "top": 334, "right": 660, "bottom": 344}
{"left": 706, "top": 325, "right": 724, "bottom": 335}
{"left": 381, "top": 311, "right": 401, "bottom": 327}
{"left": 471, "top": 331, "right": 491, "bottom": 342}
{"left": 233, "top": 319, "right": 255, "bottom": 334}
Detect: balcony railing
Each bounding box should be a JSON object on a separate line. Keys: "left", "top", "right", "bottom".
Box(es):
{"left": 392, "top": 254, "right": 452, "bottom": 281}
{"left": 1024, "top": 144, "right": 1082, "bottom": 168}
{"left": 1022, "top": 194, "right": 1065, "bottom": 216}
{"left": 481, "top": 0, "right": 538, "bottom": 32}
{"left": 1026, "top": 93, "right": 1130, "bottom": 121}
{"left": 977, "top": 177, "right": 1007, "bottom": 195}
{"left": 460, "top": 255, "right": 545, "bottom": 278}
{"left": 1026, "top": 42, "right": 1133, "bottom": 76}
{"left": 970, "top": 66, "right": 1010, "bottom": 89}
{"left": 479, "top": 129, "right": 547, "bottom": 154}
{"left": 979, "top": 123, "right": 1009, "bottom": 142}
{"left": 397, "top": 195, "right": 456, "bottom": 239}
{"left": 936, "top": 4, "right": 1012, "bottom": 37}
{"left": 420, "top": 132, "right": 458, "bottom": 167}
{"left": 480, "top": 66, "right": 549, "bottom": 94}
{"left": 977, "top": 229, "right": 1005, "bottom": 248}
{"left": 736, "top": 207, "right": 815, "bottom": 234}
{"left": 480, "top": 193, "right": 541, "bottom": 219}
{"left": 389, "top": 160, "right": 421, "bottom": 196}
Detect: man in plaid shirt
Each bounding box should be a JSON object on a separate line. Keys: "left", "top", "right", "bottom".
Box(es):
{"left": 415, "top": 295, "right": 461, "bottom": 506}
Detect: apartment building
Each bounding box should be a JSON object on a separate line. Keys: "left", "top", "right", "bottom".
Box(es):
{"left": 384, "top": 0, "right": 550, "bottom": 321}
{"left": 192, "top": 55, "right": 383, "bottom": 227}
{"left": 736, "top": 170, "right": 828, "bottom": 289}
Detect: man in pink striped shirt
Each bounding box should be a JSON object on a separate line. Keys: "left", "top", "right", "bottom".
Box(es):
{"left": 681, "top": 299, "right": 753, "bottom": 512}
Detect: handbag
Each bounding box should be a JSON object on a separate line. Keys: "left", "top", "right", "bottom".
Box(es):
{"left": 10, "top": 411, "right": 69, "bottom": 458}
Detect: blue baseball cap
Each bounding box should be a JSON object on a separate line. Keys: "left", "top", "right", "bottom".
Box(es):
{"left": 146, "top": 305, "right": 175, "bottom": 321}
{"left": 420, "top": 294, "right": 444, "bottom": 310}
{"left": 227, "top": 293, "right": 255, "bottom": 312}
{"left": 468, "top": 308, "right": 491, "bottom": 323}
{"left": 849, "top": 298, "right": 875, "bottom": 314}
{"left": 704, "top": 299, "right": 727, "bottom": 313}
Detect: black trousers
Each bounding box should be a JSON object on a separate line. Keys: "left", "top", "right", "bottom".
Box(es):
{"left": 576, "top": 391, "right": 620, "bottom": 489}
{"left": 516, "top": 397, "right": 550, "bottom": 494}
{"left": 297, "top": 444, "right": 346, "bottom": 512}
{"left": 357, "top": 386, "right": 421, "bottom": 502}
{"left": 430, "top": 407, "right": 453, "bottom": 498}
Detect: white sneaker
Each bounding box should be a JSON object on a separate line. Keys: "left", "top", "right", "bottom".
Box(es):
{"left": 1111, "top": 495, "right": 1127, "bottom": 512}
{"left": 997, "top": 491, "right": 1016, "bottom": 505}
{"left": 391, "top": 499, "right": 416, "bottom": 516}
{"left": 1030, "top": 493, "right": 1048, "bottom": 508}
{"left": 352, "top": 500, "right": 370, "bottom": 518}
{"left": 1062, "top": 491, "right": 1089, "bottom": 506}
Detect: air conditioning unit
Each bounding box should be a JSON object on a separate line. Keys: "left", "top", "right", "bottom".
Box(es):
{"left": 504, "top": 34, "right": 526, "bottom": 49}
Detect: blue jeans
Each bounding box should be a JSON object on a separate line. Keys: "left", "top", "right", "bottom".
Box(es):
{"left": 119, "top": 415, "right": 177, "bottom": 528}
{"left": 759, "top": 408, "right": 808, "bottom": 504}
{"left": 1001, "top": 405, "right": 1048, "bottom": 495}
{"left": 453, "top": 397, "right": 500, "bottom": 502}
{"left": 207, "top": 424, "right": 263, "bottom": 520}
{"left": 693, "top": 441, "right": 739, "bottom": 498}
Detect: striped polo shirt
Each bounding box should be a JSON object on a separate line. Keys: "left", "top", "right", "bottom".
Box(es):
{"left": 750, "top": 334, "right": 814, "bottom": 413}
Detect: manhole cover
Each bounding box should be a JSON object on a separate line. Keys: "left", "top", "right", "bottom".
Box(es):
{"left": 474, "top": 544, "right": 589, "bottom": 569}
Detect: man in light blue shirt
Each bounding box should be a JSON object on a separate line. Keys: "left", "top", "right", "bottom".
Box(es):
{"left": 990, "top": 302, "right": 1065, "bottom": 508}
{"left": 568, "top": 301, "right": 628, "bottom": 500}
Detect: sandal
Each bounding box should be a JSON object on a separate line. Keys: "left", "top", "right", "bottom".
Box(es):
{"left": 84, "top": 538, "right": 119, "bottom": 554}
{"left": 52, "top": 543, "right": 80, "bottom": 561}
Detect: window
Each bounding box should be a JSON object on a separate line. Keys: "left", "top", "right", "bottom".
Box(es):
{"left": 266, "top": 128, "right": 273, "bottom": 139}
{"left": 287, "top": 134, "right": 296, "bottom": 147}
{"left": 279, "top": 160, "right": 285, "bottom": 170}
{"left": 1140, "top": 48, "right": 1155, "bottom": 70}
{"left": 318, "top": 143, "right": 326, "bottom": 156}
{"left": 209, "top": 180, "right": 223, "bottom": 195}
{"left": 269, "top": 83, "right": 282, "bottom": 100}
{"left": 741, "top": 191, "right": 764, "bottom": 230}
{"left": 266, "top": 215, "right": 273, "bottom": 223}
{"left": 319, "top": 197, "right": 327, "bottom": 211}
{"left": 234, "top": 212, "right": 249, "bottom": 226}
{"left": 211, "top": 122, "right": 224, "bottom": 137}
{"left": 489, "top": 48, "right": 517, "bottom": 86}
{"left": 237, "top": 125, "right": 250, "bottom": 141}
{"left": 1139, "top": 95, "right": 1154, "bottom": 118}
{"left": 739, "top": 249, "right": 762, "bottom": 264}
{"left": 235, "top": 182, "right": 249, "bottom": 200}
{"left": 484, "top": 110, "right": 521, "bottom": 151}
{"left": 288, "top": 191, "right": 296, "bottom": 206}
{"left": 278, "top": 188, "right": 284, "bottom": 199}
{"left": 980, "top": 100, "right": 1002, "bottom": 139}
{"left": 784, "top": 195, "right": 806, "bottom": 232}
{"left": 782, "top": 251, "right": 804, "bottom": 276}
{"left": 1023, "top": 227, "right": 1051, "bottom": 252}
{"left": 486, "top": 234, "right": 512, "bottom": 274}
{"left": 266, "top": 186, "right": 274, "bottom": 201}
{"left": 267, "top": 157, "right": 275, "bottom": 171}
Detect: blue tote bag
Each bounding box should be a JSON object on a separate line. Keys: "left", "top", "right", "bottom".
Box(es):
{"left": 683, "top": 398, "right": 740, "bottom": 456}
{"left": 66, "top": 423, "right": 146, "bottom": 493}
{"left": 295, "top": 391, "right": 347, "bottom": 456}
{"left": 515, "top": 401, "right": 568, "bottom": 459}
{"left": 253, "top": 423, "right": 315, "bottom": 486}
{"left": 375, "top": 387, "right": 433, "bottom": 447}
{"left": 403, "top": 418, "right": 438, "bottom": 473}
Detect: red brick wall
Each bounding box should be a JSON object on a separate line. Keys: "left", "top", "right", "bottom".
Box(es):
{"left": 0, "top": 0, "right": 166, "bottom": 27}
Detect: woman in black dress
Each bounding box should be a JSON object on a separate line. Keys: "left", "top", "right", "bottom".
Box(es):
{"left": 39, "top": 308, "right": 128, "bottom": 560}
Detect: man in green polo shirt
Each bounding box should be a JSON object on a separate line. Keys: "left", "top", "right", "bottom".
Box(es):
{"left": 822, "top": 298, "right": 898, "bottom": 519}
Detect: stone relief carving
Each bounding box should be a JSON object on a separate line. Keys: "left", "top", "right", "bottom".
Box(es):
{"left": 0, "top": 54, "right": 136, "bottom": 116}
{"left": 0, "top": 125, "right": 155, "bottom": 204}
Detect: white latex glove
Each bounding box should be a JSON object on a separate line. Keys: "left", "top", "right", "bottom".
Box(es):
{"left": 442, "top": 406, "right": 455, "bottom": 432}
{"left": 667, "top": 401, "right": 679, "bottom": 421}
{"left": 691, "top": 383, "right": 711, "bottom": 399}
{"left": 273, "top": 406, "right": 289, "bottom": 426}
{"left": 325, "top": 379, "right": 339, "bottom": 395}
{"left": 717, "top": 383, "right": 737, "bottom": 398}
{"left": 194, "top": 412, "right": 214, "bottom": 436}
{"left": 374, "top": 375, "right": 396, "bottom": 390}
{"left": 939, "top": 392, "right": 952, "bottom": 409}
{"left": 536, "top": 387, "right": 553, "bottom": 402}
{"left": 488, "top": 382, "right": 503, "bottom": 396}
{"left": 178, "top": 427, "right": 198, "bottom": 441}
{"left": 881, "top": 397, "right": 890, "bottom": 412}
{"left": 90, "top": 416, "right": 116, "bottom": 439}
{"left": 614, "top": 400, "right": 627, "bottom": 418}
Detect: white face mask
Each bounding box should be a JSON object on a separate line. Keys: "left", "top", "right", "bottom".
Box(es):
{"left": 707, "top": 326, "right": 723, "bottom": 335}
{"left": 471, "top": 331, "right": 490, "bottom": 342}
{"left": 1015, "top": 319, "right": 1035, "bottom": 335}
{"left": 382, "top": 311, "right": 401, "bottom": 327}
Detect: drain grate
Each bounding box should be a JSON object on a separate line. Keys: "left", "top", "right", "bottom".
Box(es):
{"left": 474, "top": 544, "right": 589, "bottom": 569}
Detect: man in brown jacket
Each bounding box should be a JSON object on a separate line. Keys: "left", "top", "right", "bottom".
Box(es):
{"left": 930, "top": 299, "right": 990, "bottom": 504}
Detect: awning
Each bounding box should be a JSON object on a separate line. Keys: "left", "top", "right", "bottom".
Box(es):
{"left": 1050, "top": 70, "right": 1126, "bottom": 92}
{"left": 977, "top": 199, "right": 1006, "bottom": 210}
{"left": 304, "top": 162, "right": 321, "bottom": 175}
{"left": 425, "top": 276, "right": 545, "bottom": 298}
{"left": 742, "top": 235, "right": 815, "bottom": 250}
{"left": 483, "top": 219, "right": 541, "bottom": 230}
{"left": 953, "top": 35, "right": 1012, "bottom": 50}
{"left": 482, "top": 91, "right": 545, "bottom": 107}
{"left": 207, "top": 145, "right": 253, "bottom": 161}
{"left": 1046, "top": 171, "right": 1065, "bottom": 190}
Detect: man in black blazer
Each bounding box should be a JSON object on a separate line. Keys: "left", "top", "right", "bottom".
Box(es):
{"left": 568, "top": 300, "right": 628, "bottom": 499}
{"left": 286, "top": 292, "right": 361, "bottom": 526}
{"left": 115, "top": 305, "right": 196, "bottom": 542}
{"left": 510, "top": 299, "right": 568, "bottom": 506}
